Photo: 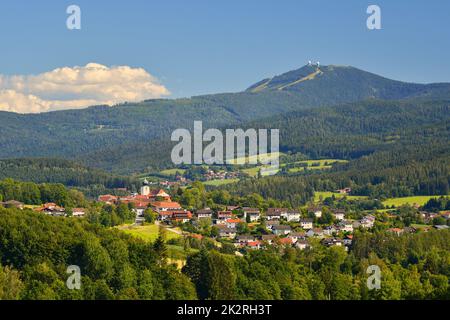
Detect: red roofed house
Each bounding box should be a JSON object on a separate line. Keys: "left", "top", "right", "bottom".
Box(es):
{"left": 171, "top": 210, "right": 193, "bottom": 223}
{"left": 246, "top": 240, "right": 262, "bottom": 250}
{"left": 279, "top": 237, "right": 293, "bottom": 246}
{"left": 149, "top": 189, "right": 171, "bottom": 202}
{"left": 151, "top": 201, "right": 182, "bottom": 212}
{"left": 36, "top": 203, "right": 66, "bottom": 216}
{"left": 98, "top": 194, "right": 118, "bottom": 205}
{"left": 216, "top": 211, "right": 233, "bottom": 224}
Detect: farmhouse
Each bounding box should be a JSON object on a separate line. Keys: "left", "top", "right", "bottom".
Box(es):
{"left": 36, "top": 203, "right": 66, "bottom": 216}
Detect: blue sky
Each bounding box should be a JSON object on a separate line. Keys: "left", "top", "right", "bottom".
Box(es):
{"left": 0, "top": 0, "right": 449, "bottom": 101}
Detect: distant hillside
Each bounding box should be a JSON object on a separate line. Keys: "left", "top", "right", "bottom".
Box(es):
{"left": 0, "top": 158, "right": 137, "bottom": 190}
{"left": 82, "top": 98, "right": 450, "bottom": 174}
{"left": 0, "top": 64, "right": 449, "bottom": 172}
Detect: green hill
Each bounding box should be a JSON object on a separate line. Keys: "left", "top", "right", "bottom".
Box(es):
{"left": 1, "top": 64, "right": 450, "bottom": 174}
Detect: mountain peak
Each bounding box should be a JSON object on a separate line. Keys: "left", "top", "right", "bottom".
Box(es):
{"left": 245, "top": 64, "right": 450, "bottom": 104}
{"left": 246, "top": 64, "right": 323, "bottom": 93}
{"left": 246, "top": 64, "right": 364, "bottom": 92}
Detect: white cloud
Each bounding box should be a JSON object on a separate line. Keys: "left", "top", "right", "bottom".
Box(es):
{"left": 0, "top": 63, "right": 170, "bottom": 113}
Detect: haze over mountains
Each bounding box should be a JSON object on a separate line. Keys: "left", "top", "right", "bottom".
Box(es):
{"left": 0, "top": 64, "right": 449, "bottom": 173}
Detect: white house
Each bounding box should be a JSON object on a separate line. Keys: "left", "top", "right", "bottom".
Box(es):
{"left": 340, "top": 220, "right": 354, "bottom": 233}
{"left": 226, "top": 218, "right": 242, "bottom": 229}
{"left": 300, "top": 218, "right": 313, "bottom": 230}
{"left": 272, "top": 225, "right": 292, "bottom": 236}
{"left": 266, "top": 208, "right": 288, "bottom": 220}
{"left": 197, "top": 208, "right": 213, "bottom": 220}
{"left": 309, "top": 206, "right": 322, "bottom": 218}
{"left": 243, "top": 208, "right": 261, "bottom": 222}
{"left": 218, "top": 227, "right": 237, "bottom": 239}
{"left": 295, "top": 240, "right": 309, "bottom": 250}
{"left": 283, "top": 210, "right": 301, "bottom": 222}
{"left": 332, "top": 209, "right": 345, "bottom": 221}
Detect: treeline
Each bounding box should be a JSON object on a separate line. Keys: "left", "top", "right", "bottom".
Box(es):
{"left": 0, "top": 178, "right": 85, "bottom": 207}
{"left": 1, "top": 207, "right": 448, "bottom": 300}
{"left": 182, "top": 229, "right": 450, "bottom": 300}
{"left": 0, "top": 158, "right": 138, "bottom": 190}
{"left": 0, "top": 208, "right": 196, "bottom": 300}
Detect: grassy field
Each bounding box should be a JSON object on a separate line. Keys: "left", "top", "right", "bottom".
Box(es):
{"left": 411, "top": 224, "right": 432, "bottom": 230}
{"left": 228, "top": 152, "right": 285, "bottom": 165}
{"left": 159, "top": 168, "right": 186, "bottom": 176}
{"left": 297, "top": 159, "right": 348, "bottom": 166}
{"left": 241, "top": 166, "right": 261, "bottom": 177}
{"left": 284, "top": 159, "right": 348, "bottom": 173}
{"left": 119, "top": 224, "right": 182, "bottom": 242}
{"left": 382, "top": 195, "right": 445, "bottom": 207}
{"left": 314, "top": 191, "right": 368, "bottom": 202}
{"left": 203, "top": 178, "right": 239, "bottom": 186}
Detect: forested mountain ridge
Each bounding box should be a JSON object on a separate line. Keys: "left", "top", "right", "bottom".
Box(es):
{"left": 1, "top": 64, "right": 450, "bottom": 170}
{"left": 83, "top": 98, "right": 450, "bottom": 174}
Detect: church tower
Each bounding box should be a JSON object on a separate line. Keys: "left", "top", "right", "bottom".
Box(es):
{"left": 140, "top": 179, "right": 150, "bottom": 196}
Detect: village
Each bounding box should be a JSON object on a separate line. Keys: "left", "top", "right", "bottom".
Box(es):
{"left": 91, "top": 181, "right": 450, "bottom": 252}
{"left": 2, "top": 180, "right": 449, "bottom": 254}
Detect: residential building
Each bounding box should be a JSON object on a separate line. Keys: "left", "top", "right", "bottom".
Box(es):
{"left": 266, "top": 208, "right": 288, "bottom": 220}
{"left": 332, "top": 209, "right": 345, "bottom": 221}
{"left": 308, "top": 206, "right": 322, "bottom": 218}
{"left": 196, "top": 208, "right": 213, "bottom": 220}
{"left": 272, "top": 224, "right": 292, "bottom": 236}
{"left": 242, "top": 207, "right": 261, "bottom": 222}
{"left": 283, "top": 210, "right": 301, "bottom": 222}
{"left": 300, "top": 218, "right": 313, "bottom": 230}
